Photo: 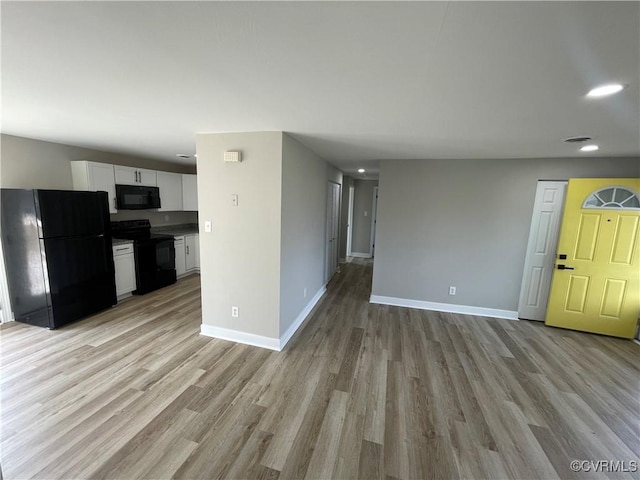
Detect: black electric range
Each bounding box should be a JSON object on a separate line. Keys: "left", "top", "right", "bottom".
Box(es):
{"left": 111, "top": 219, "right": 176, "bottom": 294}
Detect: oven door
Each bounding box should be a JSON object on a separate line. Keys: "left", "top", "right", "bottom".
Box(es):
{"left": 133, "top": 238, "right": 176, "bottom": 294}
{"left": 155, "top": 238, "right": 175, "bottom": 272}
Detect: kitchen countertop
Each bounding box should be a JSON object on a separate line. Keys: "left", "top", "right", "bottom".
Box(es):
{"left": 112, "top": 238, "right": 134, "bottom": 247}
{"left": 151, "top": 223, "right": 199, "bottom": 237}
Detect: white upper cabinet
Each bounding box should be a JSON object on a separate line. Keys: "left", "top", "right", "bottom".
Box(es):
{"left": 114, "top": 166, "right": 157, "bottom": 186}
{"left": 182, "top": 174, "right": 198, "bottom": 211}
{"left": 70, "top": 161, "right": 117, "bottom": 213}
{"left": 72, "top": 161, "right": 195, "bottom": 213}
{"left": 157, "top": 172, "right": 183, "bottom": 211}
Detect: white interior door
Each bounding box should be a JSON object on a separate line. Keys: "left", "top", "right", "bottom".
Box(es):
{"left": 518, "top": 181, "right": 567, "bottom": 320}
{"left": 326, "top": 182, "right": 341, "bottom": 282}
{"left": 370, "top": 186, "right": 378, "bottom": 257}
{"left": 346, "top": 185, "right": 354, "bottom": 257}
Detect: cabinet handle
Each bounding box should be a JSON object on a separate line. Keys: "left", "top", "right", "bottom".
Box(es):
{"left": 115, "top": 247, "right": 128, "bottom": 251}
{"left": 114, "top": 198, "right": 118, "bottom": 210}
{"left": 186, "top": 246, "right": 189, "bottom": 255}
{"left": 136, "top": 171, "right": 140, "bottom": 183}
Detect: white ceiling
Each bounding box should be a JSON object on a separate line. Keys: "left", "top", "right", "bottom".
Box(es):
{"left": 2, "top": 1, "right": 639, "bottom": 176}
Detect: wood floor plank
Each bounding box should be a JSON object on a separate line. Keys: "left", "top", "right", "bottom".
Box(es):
{"left": 1, "top": 262, "right": 638, "bottom": 479}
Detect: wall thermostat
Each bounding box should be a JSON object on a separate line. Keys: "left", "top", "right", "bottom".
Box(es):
{"left": 224, "top": 151, "right": 242, "bottom": 163}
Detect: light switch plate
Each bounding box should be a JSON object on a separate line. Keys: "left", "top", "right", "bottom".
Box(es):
{"left": 204, "top": 221, "right": 212, "bottom": 233}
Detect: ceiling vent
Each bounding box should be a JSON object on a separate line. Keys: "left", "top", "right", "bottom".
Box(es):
{"left": 563, "top": 136, "right": 592, "bottom": 143}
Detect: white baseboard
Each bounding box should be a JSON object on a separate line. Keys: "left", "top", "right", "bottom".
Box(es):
{"left": 200, "top": 324, "right": 281, "bottom": 351}
{"left": 369, "top": 295, "right": 518, "bottom": 321}
{"left": 200, "top": 284, "right": 327, "bottom": 352}
{"left": 350, "top": 252, "right": 372, "bottom": 258}
{"left": 280, "top": 284, "right": 327, "bottom": 349}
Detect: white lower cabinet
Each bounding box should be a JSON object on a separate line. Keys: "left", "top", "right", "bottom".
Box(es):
{"left": 113, "top": 243, "right": 136, "bottom": 298}
{"left": 175, "top": 236, "right": 186, "bottom": 277}
{"left": 175, "top": 233, "right": 199, "bottom": 277}
{"left": 185, "top": 234, "right": 197, "bottom": 272}
{"left": 194, "top": 234, "right": 200, "bottom": 267}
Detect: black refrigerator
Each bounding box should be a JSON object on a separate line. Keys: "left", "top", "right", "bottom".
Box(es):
{"left": 1, "top": 189, "right": 117, "bottom": 328}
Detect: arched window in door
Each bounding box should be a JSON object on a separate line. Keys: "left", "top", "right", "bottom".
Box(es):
{"left": 583, "top": 186, "right": 640, "bottom": 210}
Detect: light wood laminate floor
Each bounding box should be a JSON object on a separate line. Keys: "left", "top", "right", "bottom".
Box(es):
{"left": 1, "top": 260, "right": 638, "bottom": 479}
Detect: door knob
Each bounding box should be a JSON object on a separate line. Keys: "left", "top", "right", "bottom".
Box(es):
{"left": 557, "top": 264, "right": 574, "bottom": 270}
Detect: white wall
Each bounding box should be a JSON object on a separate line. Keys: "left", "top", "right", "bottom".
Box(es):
{"left": 196, "top": 132, "right": 283, "bottom": 341}
{"left": 372, "top": 157, "right": 640, "bottom": 313}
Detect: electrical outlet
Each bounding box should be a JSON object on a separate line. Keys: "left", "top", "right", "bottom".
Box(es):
{"left": 164, "top": 215, "right": 170, "bottom": 222}
{"left": 304, "top": 288, "right": 307, "bottom": 298}
{"left": 449, "top": 286, "right": 456, "bottom": 295}
{"left": 231, "top": 306, "right": 239, "bottom": 317}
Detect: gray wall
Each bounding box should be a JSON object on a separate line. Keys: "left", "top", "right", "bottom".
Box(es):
{"left": 196, "top": 131, "right": 342, "bottom": 343}
{"left": 280, "top": 134, "right": 342, "bottom": 335}
{"left": 372, "top": 157, "right": 640, "bottom": 311}
{"left": 351, "top": 179, "right": 378, "bottom": 255}
{"left": 196, "top": 131, "right": 283, "bottom": 340}
{"left": 339, "top": 176, "right": 354, "bottom": 260}
{"left": 1, "top": 134, "right": 197, "bottom": 226}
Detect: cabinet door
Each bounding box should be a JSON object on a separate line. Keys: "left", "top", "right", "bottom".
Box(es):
{"left": 114, "top": 253, "right": 136, "bottom": 296}
{"left": 114, "top": 166, "right": 139, "bottom": 185}
{"left": 194, "top": 234, "right": 200, "bottom": 269}
{"left": 175, "top": 241, "right": 186, "bottom": 276}
{"left": 185, "top": 235, "right": 197, "bottom": 271}
{"left": 138, "top": 168, "right": 157, "bottom": 187}
{"left": 182, "top": 174, "right": 198, "bottom": 211}
{"left": 157, "top": 172, "right": 183, "bottom": 211}
{"left": 88, "top": 163, "right": 117, "bottom": 213}
{"left": 114, "top": 166, "right": 157, "bottom": 186}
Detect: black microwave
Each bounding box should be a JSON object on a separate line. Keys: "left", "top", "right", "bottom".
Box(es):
{"left": 115, "top": 184, "right": 161, "bottom": 210}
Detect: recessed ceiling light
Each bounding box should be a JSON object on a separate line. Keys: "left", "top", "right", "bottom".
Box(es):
{"left": 580, "top": 145, "right": 599, "bottom": 152}
{"left": 358, "top": 168, "right": 365, "bottom": 173}
{"left": 586, "top": 83, "right": 625, "bottom": 98}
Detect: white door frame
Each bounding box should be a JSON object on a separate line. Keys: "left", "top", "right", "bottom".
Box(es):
{"left": 346, "top": 185, "right": 354, "bottom": 257}
{"left": 517, "top": 180, "right": 567, "bottom": 321}
{"left": 369, "top": 186, "right": 378, "bottom": 257}
{"left": 325, "top": 181, "right": 341, "bottom": 282}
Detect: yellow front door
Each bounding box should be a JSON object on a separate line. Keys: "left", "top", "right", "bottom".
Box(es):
{"left": 545, "top": 178, "right": 640, "bottom": 338}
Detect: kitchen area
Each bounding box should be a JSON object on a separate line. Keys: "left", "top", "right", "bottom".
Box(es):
{"left": 0, "top": 152, "right": 200, "bottom": 329}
